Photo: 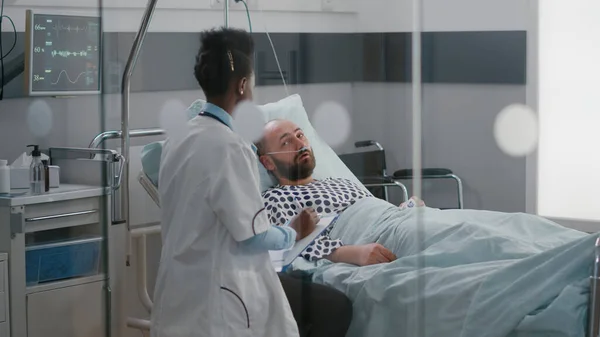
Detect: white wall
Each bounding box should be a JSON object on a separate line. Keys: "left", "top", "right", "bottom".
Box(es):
{"left": 356, "top": 0, "right": 530, "bottom": 32}
{"left": 526, "top": 0, "right": 600, "bottom": 233}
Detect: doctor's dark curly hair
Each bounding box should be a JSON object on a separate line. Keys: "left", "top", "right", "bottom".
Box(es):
{"left": 194, "top": 27, "right": 254, "bottom": 98}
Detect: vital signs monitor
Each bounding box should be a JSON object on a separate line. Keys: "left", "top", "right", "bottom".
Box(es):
{"left": 24, "top": 10, "right": 101, "bottom": 96}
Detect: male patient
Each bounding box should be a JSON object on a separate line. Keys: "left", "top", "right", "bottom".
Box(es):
{"left": 255, "top": 119, "right": 402, "bottom": 266}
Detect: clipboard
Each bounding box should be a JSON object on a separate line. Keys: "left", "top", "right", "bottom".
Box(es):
{"left": 270, "top": 214, "right": 340, "bottom": 272}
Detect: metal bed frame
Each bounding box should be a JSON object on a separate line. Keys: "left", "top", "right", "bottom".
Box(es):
{"left": 99, "top": 0, "right": 600, "bottom": 336}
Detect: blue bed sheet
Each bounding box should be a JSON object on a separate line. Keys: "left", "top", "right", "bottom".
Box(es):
{"left": 292, "top": 197, "right": 595, "bottom": 337}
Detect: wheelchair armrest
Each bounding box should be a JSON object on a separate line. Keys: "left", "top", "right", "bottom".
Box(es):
{"left": 358, "top": 176, "right": 408, "bottom": 202}
{"left": 354, "top": 140, "right": 384, "bottom": 151}
{"left": 393, "top": 168, "right": 454, "bottom": 179}
{"left": 356, "top": 175, "right": 394, "bottom": 185}
{"left": 355, "top": 140, "right": 376, "bottom": 148}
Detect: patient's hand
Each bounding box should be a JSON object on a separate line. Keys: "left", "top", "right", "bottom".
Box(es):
{"left": 355, "top": 243, "right": 397, "bottom": 266}
{"left": 289, "top": 208, "right": 319, "bottom": 241}
{"left": 399, "top": 196, "right": 426, "bottom": 209}
{"left": 327, "top": 243, "right": 397, "bottom": 266}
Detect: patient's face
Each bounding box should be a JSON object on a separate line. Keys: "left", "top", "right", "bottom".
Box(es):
{"left": 261, "top": 120, "right": 316, "bottom": 182}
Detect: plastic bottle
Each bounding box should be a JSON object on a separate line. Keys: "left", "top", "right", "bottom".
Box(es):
{"left": 0, "top": 159, "right": 10, "bottom": 194}
{"left": 27, "top": 145, "right": 45, "bottom": 194}
{"left": 42, "top": 160, "right": 50, "bottom": 192}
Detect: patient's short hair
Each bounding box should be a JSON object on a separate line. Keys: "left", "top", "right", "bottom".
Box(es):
{"left": 254, "top": 119, "right": 286, "bottom": 156}
{"left": 194, "top": 27, "right": 254, "bottom": 98}
{"left": 254, "top": 139, "right": 266, "bottom": 157}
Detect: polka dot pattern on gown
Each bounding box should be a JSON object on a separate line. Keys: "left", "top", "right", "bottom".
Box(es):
{"left": 261, "top": 178, "right": 373, "bottom": 261}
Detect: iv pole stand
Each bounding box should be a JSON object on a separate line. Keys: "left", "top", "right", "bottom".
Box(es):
{"left": 121, "top": 0, "right": 159, "bottom": 267}
{"left": 120, "top": 0, "right": 234, "bottom": 332}
{"left": 225, "top": 0, "right": 230, "bottom": 27}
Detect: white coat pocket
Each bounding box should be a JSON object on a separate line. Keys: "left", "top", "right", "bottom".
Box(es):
{"left": 220, "top": 271, "right": 270, "bottom": 334}
{"left": 220, "top": 286, "right": 251, "bottom": 330}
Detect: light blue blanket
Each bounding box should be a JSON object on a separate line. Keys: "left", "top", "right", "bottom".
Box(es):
{"left": 293, "top": 197, "right": 596, "bottom": 337}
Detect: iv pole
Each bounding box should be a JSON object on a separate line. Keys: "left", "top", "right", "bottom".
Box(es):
{"left": 121, "top": 0, "right": 159, "bottom": 267}
{"left": 120, "top": 0, "right": 230, "bottom": 266}
{"left": 121, "top": 1, "right": 232, "bottom": 330}
{"left": 121, "top": 2, "right": 235, "bottom": 330}
{"left": 225, "top": 0, "right": 230, "bottom": 27}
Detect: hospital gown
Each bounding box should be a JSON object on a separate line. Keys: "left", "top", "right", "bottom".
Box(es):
{"left": 262, "top": 178, "right": 372, "bottom": 261}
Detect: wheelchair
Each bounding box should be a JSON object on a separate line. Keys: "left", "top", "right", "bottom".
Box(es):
{"left": 338, "top": 140, "right": 464, "bottom": 209}
{"left": 338, "top": 141, "right": 408, "bottom": 203}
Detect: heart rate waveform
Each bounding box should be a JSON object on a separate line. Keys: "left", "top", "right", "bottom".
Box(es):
{"left": 52, "top": 24, "right": 89, "bottom": 33}
{"left": 51, "top": 50, "right": 89, "bottom": 58}
{"left": 50, "top": 70, "right": 87, "bottom": 85}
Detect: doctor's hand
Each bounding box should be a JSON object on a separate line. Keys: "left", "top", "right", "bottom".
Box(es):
{"left": 289, "top": 208, "right": 320, "bottom": 241}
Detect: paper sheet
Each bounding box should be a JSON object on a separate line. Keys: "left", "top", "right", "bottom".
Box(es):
{"left": 269, "top": 215, "right": 339, "bottom": 271}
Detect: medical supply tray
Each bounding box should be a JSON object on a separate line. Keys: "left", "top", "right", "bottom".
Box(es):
{"left": 25, "top": 236, "right": 102, "bottom": 286}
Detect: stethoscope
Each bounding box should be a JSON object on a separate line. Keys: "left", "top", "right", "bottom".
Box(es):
{"left": 199, "top": 110, "right": 231, "bottom": 129}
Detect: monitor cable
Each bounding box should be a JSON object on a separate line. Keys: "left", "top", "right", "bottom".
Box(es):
{"left": 0, "top": 0, "right": 17, "bottom": 100}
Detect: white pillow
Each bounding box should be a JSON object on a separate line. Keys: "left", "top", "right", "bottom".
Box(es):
{"left": 140, "top": 95, "right": 360, "bottom": 192}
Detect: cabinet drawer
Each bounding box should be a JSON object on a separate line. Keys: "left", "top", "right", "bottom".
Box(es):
{"left": 24, "top": 197, "right": 101, "bottom": 233}
{"left": 27, "top": 280, "right": 106, "bottom": 337}
{"left": 0, "top": 292, "right": 5, "bottom": 322}
{"left": 0, "top": 321, "right": 6, "bottom": 337}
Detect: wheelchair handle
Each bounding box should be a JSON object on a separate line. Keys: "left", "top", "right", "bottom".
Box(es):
{"left": 355, "top": 140, "right": 384, "bottom": 151}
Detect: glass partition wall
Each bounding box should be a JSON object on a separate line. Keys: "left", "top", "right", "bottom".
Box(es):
{"left": 1, "top": 1, "right": 598, "bottom": 337}
{"left": 0, "top": 1, "right": 113, "bottom": 337}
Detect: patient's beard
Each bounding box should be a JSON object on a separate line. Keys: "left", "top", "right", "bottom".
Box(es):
{"left": 273, "top": 152, "right": 316, "bottom": 182}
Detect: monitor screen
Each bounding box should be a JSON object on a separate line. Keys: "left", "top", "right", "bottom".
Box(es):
{"left": 26, "top": 11, "right": 101, "bottom": 96}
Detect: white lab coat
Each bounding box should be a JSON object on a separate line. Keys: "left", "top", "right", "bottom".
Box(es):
{"left": 151, "top": 115, "right": 299, "bottom": 337}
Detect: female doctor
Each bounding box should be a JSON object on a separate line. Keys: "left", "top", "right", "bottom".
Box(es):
{"left": 151, "top": 28, "right": 352, "bottom": 337}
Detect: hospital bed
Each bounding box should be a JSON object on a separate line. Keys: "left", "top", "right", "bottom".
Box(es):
{"left": 137, "top": 171, "right": 160, "bottom": 207}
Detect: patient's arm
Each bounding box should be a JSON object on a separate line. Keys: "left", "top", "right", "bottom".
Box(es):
{"left": 326, "top": 243, "right": 397, "bottom": 266}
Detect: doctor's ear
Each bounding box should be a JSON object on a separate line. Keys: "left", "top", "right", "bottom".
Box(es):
{"left": 238, "top": 77, "right": 248, "bottom": 96}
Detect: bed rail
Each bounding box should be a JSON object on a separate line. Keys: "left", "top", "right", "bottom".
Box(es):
{"left": 88, "top": 128, "right": 164, "bottom": 223}
{"left": 89, "top": 128, "right": 165, "bottom": 150}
